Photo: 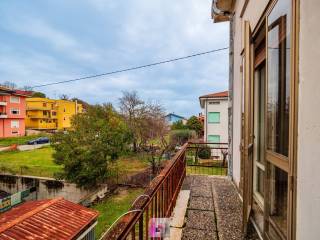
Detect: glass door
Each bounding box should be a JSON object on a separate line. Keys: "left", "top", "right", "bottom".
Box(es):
{"left": 253, "top": 63, "right": 266, "bottom": 205}
{"left": 266, "top": 0, "right": 293, "bottom": 239}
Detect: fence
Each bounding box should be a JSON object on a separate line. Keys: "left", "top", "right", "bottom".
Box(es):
{"left": 186, "top": 142, "right": 228, "bottom": 176}
{"left": 101, "top": 143, "right": 187, "bottom": 240}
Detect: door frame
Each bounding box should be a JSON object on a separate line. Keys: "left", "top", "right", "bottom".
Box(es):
{"left": 241, "top": 1, "right": 299, "bottom": 239}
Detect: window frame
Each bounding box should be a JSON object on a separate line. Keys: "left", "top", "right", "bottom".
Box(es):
{"left": 10, "top": 108, "right": 20, "bottom": 115}
{"left": 208, "top": 134, "right": 220, "bottom": 144}
{"left": 10, "top": 96, "right": 20, "bottom": 103}
{"left": 208, "top": 112, "right": 220, "bottom": 124}
{"left": 11, "top": 120, "right": 20, "bottom": 128}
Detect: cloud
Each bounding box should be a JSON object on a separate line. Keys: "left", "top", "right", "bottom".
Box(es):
{"left": 0, "top": 0, "right": 229, "bottom": 117}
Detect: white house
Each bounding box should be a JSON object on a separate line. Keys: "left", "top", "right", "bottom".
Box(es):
{"left": 199, "top": 91, "right": 228, "bottom": 144}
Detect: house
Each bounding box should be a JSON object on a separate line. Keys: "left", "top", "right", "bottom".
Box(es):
{"left": 199, "top": 91, "right": 228, "bottom": 144}
{"left": 165, "top": 113, "right": 187, "bottom": 125}
{"left": 0, "top": 197, "right": 99, "bottom": 240}
{"left": 212, "top": 0, "right": 320, "bottom": 239}
{"left": 25, "top": 98, "right": 58, "bottom": 130}
{"left": 0, "top": 87, "right": 31, "bottom": 138}
{"left": 56, "top": 99, "right": 83, "bottom": 130}
{"left": 26, "top": 98, "right": 83, "bottom": 131}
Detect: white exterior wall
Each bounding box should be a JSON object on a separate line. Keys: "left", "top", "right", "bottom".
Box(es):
{"left": 230, "top": 0, "right": 320, "bottom": 238}
{"left": 204, "top": 98, "right": 228, "bottom": 143}
{"left": 297, "top": 1, "right": 320, "bottom": 239}
{"left": 231, "top": 0, "right": 269, "bottom": 187}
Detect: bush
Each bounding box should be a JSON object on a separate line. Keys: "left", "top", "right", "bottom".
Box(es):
{"left": 197, "top": 146, "right": 211, "bottom": 159}
{"left": 170, "top": 129, "right": 196, "bottom": 146}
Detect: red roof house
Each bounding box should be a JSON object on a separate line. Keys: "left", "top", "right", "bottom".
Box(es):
{"left": 0, "top": 198, "right": 99, "bottom": 240}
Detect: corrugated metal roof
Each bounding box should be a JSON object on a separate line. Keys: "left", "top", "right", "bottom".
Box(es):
{"left": 0, "top": 198, "right": 99, "bottom": 240}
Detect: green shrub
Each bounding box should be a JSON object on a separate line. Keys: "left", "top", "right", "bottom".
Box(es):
{"left": 197, "top": 146, "right": 211, "bottom": 159}
{"left": 170, "top": 129, "right": 196, "bottom": 146}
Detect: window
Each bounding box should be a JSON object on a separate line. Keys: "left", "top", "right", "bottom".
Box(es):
{"left": 10, "top": 109, "right": 20, "bottom": 115}
{"left": 208, "top": 112, "right": 220, "bottom": 123}
{"left": 11, "top": 120, "right": 19, "bottom": 128}
{"left": 43, "top": 103, "right": 47, "bottom": 107}
{"left": 43, "top": 111, "right": 47, "bottom": 116}
{"left": 10, "top": 96, "right": 20, "bottom": 103}
{"left": 52, "top": 111, "right": 57, "bottom": 116}
{"left": 267, "top": 0, "right": 291, "bottom": 157}
{"left": 208, "top": 135, "right": 220, "bottom": 143}
{"left": 11, "top": 130, "right": 19, "bottom": 134}
{"left": 209, "top": 101, "right": 220, "bottom": 105}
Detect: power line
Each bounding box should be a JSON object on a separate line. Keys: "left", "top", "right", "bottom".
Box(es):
{"left": 31, "top": 47, "right": 228, "bottom": 89}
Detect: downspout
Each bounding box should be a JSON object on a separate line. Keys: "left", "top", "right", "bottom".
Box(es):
{"left": 228, "top": 15, "right": 235, "bottom": 179}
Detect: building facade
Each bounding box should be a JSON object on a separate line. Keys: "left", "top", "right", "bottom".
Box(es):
{"left": 199, "top": 91, "right": 228, "bottom": 144}
{"left": 26, "top": 98, "right": 83, "bottom": 131}
{"left": 212, "top": 0, "right": 320, "bottom": 239}
{"left": 165, "top": 113, "right": 187, "bottom": 125}
{"left": 0, "top": 87, "right": 30, "bottom": 138}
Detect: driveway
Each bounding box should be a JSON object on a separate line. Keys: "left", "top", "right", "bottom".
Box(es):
{"left": 17, "top": 143, "right": 50, "bottom": 151}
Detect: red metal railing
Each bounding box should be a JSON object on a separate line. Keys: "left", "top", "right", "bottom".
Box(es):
{"left": 102, "top": 143, "right": 187, "bottom": 240}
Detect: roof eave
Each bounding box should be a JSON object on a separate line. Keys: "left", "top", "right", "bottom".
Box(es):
{"left": 211, "top": 0, "right": 235, "bottom": 23}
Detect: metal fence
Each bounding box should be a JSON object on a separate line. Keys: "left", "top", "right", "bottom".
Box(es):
{"left": 186, "top": 142, "right": 228, "bottom": 176}
{"left": 101, "top": 143, "right": 187, "bottom": 240}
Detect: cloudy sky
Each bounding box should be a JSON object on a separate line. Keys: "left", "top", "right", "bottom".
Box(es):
{"left": 0, "top": 0, "right": 229, "bottom": 117}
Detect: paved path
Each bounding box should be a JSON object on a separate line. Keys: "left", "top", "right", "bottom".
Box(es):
{"left": 17, "top": 143, "right": 50, "bottom": 151}
{"left": 181, "top": 175, "right": 259, "bottom": 240}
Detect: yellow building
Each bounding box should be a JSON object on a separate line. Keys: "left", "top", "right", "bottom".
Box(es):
{"left": 26, "top": 98, "right": 83, "bottom": 130}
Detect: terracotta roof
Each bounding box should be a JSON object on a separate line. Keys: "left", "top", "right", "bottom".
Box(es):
{"left": 0, "top": 86, "right": 32, "bottom": 97}
{"left": 199, "top": 90, "right": 228, "bottom": 99}
{"left": 0, "top": 198, "right": 99, "bottom": 240}
{"left": 14, "top": 89, "right": 33, "bottom": 97}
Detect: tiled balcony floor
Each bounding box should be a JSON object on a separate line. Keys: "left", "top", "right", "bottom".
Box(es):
{"left": 180, "top": 175, "right": 259, "bottom": 240}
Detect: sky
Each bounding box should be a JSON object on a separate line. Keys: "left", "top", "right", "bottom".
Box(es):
{"left": 0, "top": 0, "right": 229, "bottom": 117}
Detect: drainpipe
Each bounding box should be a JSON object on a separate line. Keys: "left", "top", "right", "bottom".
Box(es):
{"left": 228, "top": 15, "right": 235, "bottom": 179}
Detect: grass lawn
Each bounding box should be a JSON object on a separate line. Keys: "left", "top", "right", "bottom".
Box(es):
{"left": 0, "top": 134, "right": 48, "bottom": 147}
{"left": 0, "top": 147, "right": 150, "bottom": 179}
{"left": 92, "top": 188, "right": 144, "bottom": 239}
{"left": 0, "top": 146, "right": 62, "bottom": 178}
{"left": 187, "top": 166, "right": 227, "bottom": 176}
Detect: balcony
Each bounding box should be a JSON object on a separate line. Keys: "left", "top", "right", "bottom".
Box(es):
{"left": 101, "top": 142, "right": 258, "bottom": 240}
{"left": 0, "top": 112, "right": 7, "bottom": 118}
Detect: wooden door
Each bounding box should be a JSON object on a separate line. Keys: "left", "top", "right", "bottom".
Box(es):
{"left": 242, "top": 20, "right": 254, "bottom": 234}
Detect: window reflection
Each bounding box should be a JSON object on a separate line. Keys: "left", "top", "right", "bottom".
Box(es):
{"left": 267, "top": 0, "right": 291, "bottom": 157}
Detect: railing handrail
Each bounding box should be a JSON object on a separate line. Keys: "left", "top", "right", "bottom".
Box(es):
{"left": 188, "top": 141, "right": 228, "bottom": 145}
{"left": 103, "top": 143, "right": 188, "bottom": 239}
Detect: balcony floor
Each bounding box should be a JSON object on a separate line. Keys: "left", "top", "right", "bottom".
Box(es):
{"left": 180, "top": 175, "right": 259, "bottom": 240}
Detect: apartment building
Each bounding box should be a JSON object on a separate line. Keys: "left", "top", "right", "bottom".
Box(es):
{"left": 199, "top": 91, "right": 228, "bottom": 144}
{"left": 0, "top": 87, "right": 30, "bottom": 138}
{"left": 26, "top": 98, "right": 83, "bottom": 131}
{"left": 212, "top": 0, "right": 320, "bottom": 239}
{"left": 25, "top": 98, "right": 58, "bottom": 130}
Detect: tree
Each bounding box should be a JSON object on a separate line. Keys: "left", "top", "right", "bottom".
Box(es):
{"left": 51, "top": 104, "right": 131, "bottom": 188}
{"left": 71, "top": 97, "right": 90, "bottom": 110}
{"left": 186, "top": 116, "right": 203, "bottom": 137}
{"left": 171, "top": 120, "right": 187, "bottom": 130}
{"left": 59, "top": 94, "right": 69, "bottom": 100}
{"left": 119, "top": 91, "right": 146, "bottom": 152}
{"left": 31, "top": 91, "right": 46, "bottom": 98}
{"left": 1, "top": 81, "right": 16, "bottom": 89}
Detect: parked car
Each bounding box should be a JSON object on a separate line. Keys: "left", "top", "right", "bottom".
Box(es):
{"left": 27, "top": 137, "right": 50, "bottom": 145}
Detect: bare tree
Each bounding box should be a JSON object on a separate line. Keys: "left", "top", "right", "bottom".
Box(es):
{"left": 59, "top": 94, "right": 69, "bottom": 100}
{"left": 119, "top": 91, "right": 146, "bottom": 152}
{"left": 1, "top": 81, "right": 17, "bottom": 89}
